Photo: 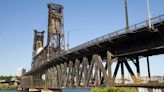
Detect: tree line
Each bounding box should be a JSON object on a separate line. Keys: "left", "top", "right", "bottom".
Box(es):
{"left": 0, "top": 75, "right": 13, "bottom": 81}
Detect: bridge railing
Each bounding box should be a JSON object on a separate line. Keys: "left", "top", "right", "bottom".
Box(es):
{"left": 31, "top": 14, "right": 164, "bottom": 71}
{"left": 66, "top": 14, "right": 164, "bottom": 55}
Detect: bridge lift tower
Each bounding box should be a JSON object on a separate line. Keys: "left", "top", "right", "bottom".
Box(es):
{"left": 47, "top": 3, "right": 65, "bottom": 58}
{"left": 33, "top": 30, "right": 45, "bottom": 56}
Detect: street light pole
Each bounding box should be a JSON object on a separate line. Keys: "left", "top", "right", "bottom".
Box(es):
{"left": 125, "top": 0, "right": 129, "bottom": 32}
{"left": 67, "top": 30, "right": 77, "bottom": 50}
{"left": 67, "top": 31, "right": 70, "bottom": 50}
{"left": 146, "top": 0, "right": 152, "bottom": 28}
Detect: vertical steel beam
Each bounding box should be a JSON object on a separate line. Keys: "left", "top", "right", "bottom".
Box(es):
{"left": 78, "top": 57, "right": 88, "bottom": 87}
{"left": 67, "top": 61, "right": 71, "bottom": 87}
{"left": 67, "top": 61, "right": 73, "bottom": 87}
{"left": 131, "top": 57, "right": 141, "bottom": 83}
{"left": 87, "top": 56, "right": 94, "bottom": 86}
{"left": 60, "top": 63, "right": 64, "bottom": 87}
{"left": 48, "top": 68, "right": 51, "bottom": 88}
{"left": 107, "top": 51, "right": 113, "bottom": 87}
{"left": 121, "top": 62, "right": 125, "bottom": 84}
{"left": 124, "top": 60, "right": 136, "bottom": 83}
{"left": 136, "top": 57, "right": 141, "bottom": 82}
{"left": 71, "top": 63, "right": 75, "bottom": 87}
{"left": 57, "top": 65, "right": 61, "bottom": 87}
{"left": 94, "top": 62, "right": 99, "bottom": 86}
{"left": 31, "top": 75, "right": 34, "bottom": 88}
{"left": 95, "top": 55, "right": 108, "bottom": 86}
{"left": 99, "top": 69, "right": 103, "bottom": 85}
{"left": 75, "top": 59, "right": 80, "bottom": 87}
{"left": 47, "top": 69, "right": 50, "bottom": 88}
{"left": 147, "top": 56, "right": 151, "bottom": 81}
{"left": 83, "top": 57, "right": 88, "bottom": 87}
{"left": 45, "top": 70, "right": 48, "bottom": 88}
{"left": 51, "top": 67, "right": 54, "bottom": 88}
{"left": 63, "top": 62, "right": 68, "bottom": 87}
{"left": 113, "top": 61, "right": 120, "bottom": 83}
{"left": 79, "top": 61, "right": 84, "bottom": 86}
{"left": 53, "top": 66, "right": 57, "bottom": 88}
{"left": 46, "top": 70, "right": 48, "bottom": 88}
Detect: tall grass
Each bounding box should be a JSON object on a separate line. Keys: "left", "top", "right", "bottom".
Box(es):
{"left": 92, "top": 87, "right": 137, "bottom": 92}
{"left": 0, "top": 85, "right": 17, "bottom": 90}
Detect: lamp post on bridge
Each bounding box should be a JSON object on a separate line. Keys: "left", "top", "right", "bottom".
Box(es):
{"left": 67, "top": 31, "right": 70, "bottom": 50}
{"left": 66, "top": 30, "right": 78, "bottom": 50}
{"left": 124, "top": 0, "right": 129, "bottom": 32}
{"left": 146, "top": 0, "right": 152, "bottom": 28}
{"left": 146, "top": 0, "right": 152, "bottom": 81}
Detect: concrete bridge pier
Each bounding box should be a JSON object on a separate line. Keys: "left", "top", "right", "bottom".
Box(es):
{"left": 29, "top": 88, "right": 61, "bottom": 92}
{"left": 29, "top": 88, "right": 41, "bottom": 92}
{"left": 41, "top": 89, "right": 61, "bottom": 92}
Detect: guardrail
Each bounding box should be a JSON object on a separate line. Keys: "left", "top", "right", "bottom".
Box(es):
{"left": 30, "top": 14, "right": 164, "bottom": 73}
{"left": 65, "top": 14, "right": 164, "bottom": 55}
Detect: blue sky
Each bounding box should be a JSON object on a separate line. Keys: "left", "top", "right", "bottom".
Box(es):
{"left": 0, "top": 0, "right": 164, "bottom": 76}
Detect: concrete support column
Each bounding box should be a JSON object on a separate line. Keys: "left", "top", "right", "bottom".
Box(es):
{"left": 83, "top": 57, "right": 88, "bottom": 87}
{"left": 107, "top": 51, "right": 113, "bottom": 87}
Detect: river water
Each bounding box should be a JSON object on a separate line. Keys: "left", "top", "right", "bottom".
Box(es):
{"left": 0, "top": 88, "right": 163, "bottom": 92}
{"left": 0, "top": 91, "right": 16, "bottom": 92}
{"left": 0, "top": 88, "right": 91, "bottom": 92}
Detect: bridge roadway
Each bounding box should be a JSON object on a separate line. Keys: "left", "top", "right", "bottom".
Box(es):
{"left": 22, "top": 14, "right": 164, "bottom": 89}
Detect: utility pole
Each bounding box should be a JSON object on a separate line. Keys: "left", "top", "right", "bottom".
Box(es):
{"left": 125, "top": 0, "right": 129, "bottom": 32}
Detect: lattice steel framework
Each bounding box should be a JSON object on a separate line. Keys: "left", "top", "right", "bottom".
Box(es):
{"left": 47, "top": 3, "right": 65, "bottom": 57}
{"left": 33, "top": 30, "right": 45, "bottom": 57}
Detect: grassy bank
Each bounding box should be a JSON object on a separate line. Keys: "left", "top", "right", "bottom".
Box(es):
{"left": 92, "top": 87, "right": 137, "bottom": 92}
{"left": 0, "top": 85, "right": 17, "bottom": 90}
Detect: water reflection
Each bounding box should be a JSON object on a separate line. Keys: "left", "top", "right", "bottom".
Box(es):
{"left": 0, "top": 88, "right": 164, "bottom": 92}
{"left": 138, "top": 88, "right": 164, "bottom": 92}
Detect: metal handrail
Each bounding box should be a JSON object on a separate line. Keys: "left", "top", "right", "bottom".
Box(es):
{"left": 31, "top": 14, "right": 164, "bottom": 71}
{"left": 64, "top": 14, "right": 164, "bottom": 55}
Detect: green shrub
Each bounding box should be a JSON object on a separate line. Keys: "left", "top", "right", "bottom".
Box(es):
{"left": 92, "top": 87, "right": 137, "bottom": 92}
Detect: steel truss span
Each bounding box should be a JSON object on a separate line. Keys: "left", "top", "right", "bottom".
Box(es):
{"left": 21, "top": 2, "right": 164, "bottom": 89}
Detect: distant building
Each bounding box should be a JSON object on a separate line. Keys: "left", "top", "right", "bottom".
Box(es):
{"left": 141, "top": 76, "right": 164, "bottom": 83}
{"left": 16, "top": 68, "right": 26, "bottom": 77}
{"left": 114, "top": 76, "right": 164, "bottom": 84}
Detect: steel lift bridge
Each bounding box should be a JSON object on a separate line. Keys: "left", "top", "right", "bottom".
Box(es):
{"left": 21, "top": 3, "right": 164, "bottom": 89}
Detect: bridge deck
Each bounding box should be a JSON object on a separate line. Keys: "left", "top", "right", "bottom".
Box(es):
{"left": 25, "top": 14, "right": 164, "bottom": 76}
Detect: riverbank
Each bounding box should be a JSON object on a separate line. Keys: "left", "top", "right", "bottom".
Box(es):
{"left": 0, "top": 85, "right": 17, "bottom": 90}
{"left": 92, "top": 87, "right": 137, "bottom": 92}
